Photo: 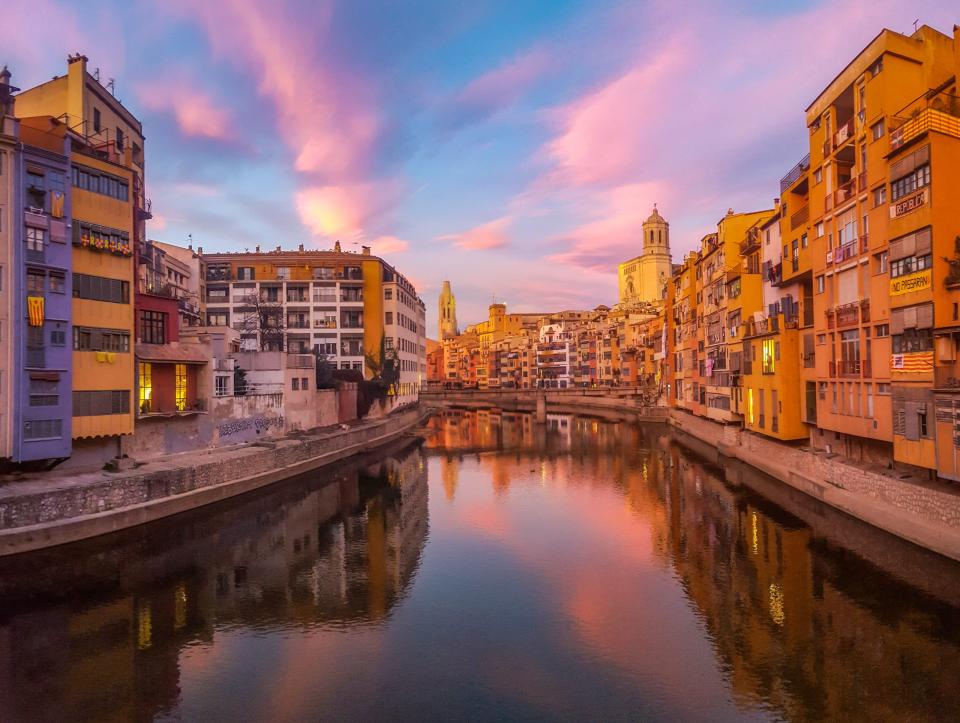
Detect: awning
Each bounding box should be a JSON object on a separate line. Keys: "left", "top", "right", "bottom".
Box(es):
{"left": 136, "top": 342, "right": 210, "bottom": 364}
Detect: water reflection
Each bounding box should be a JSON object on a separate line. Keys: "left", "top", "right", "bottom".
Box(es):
{"left": 0, "top": 440, "right": 428, "bottom": 722}
{"left": 423, "top": 409, "right": 960, "bottom": 721}
{"left": 1, "top": 410, "right": 959, "bottom": 721}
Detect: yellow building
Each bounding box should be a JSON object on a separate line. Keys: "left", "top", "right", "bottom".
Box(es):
{"left": 200, "top": 246, "right": 425, "bottom": 398}
{"left": 17, "top": 55, "right": 145, "bottom": 458}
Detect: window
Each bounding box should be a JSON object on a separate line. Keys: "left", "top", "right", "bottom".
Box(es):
{"left": 816, "top": 275, "right": 825, "bottom": 294}
{"left": 27, "top": 270, "right": 45, "bottom": 294}
{"left": 873, "top": 251, "right": 888, "bottom": 274}
{"left": 71, "top": 165, "right": 129, "bottom": 201}
{"left": 138, "top": 310, "right": 167, "bottom": 345}
{"left": 74, "top": 389, "right": 131, "bottom": 416}
{"left": 49, "top": 273, "right": 65, "bottom": 293}
{"left": 762, "top": 339, "right": 776, "bottom": 374}
{"left": 870, "top": 119, "right": 885, "bottom": 141}
{"left": 237, "top": 267, "right": 255, "bottom": 280}
{"left": 816, "top": 333, "right": 826, "bottom": 345}
{"left": 207, "top": 311, "right": 228, "bottom": 326}
{"left": 384, "top": 288, "right": 392, "bottom": 300}
{"left": 890, "top": 254, "right": 932, "bottom": 278}
{"left": 877, "top": 382, "right": 891, "bottom": 394}
{"left": 893, "top": 328, "right": 932, "bottom": 354}
{"left": 23, "top": 419, "right": 62, "bottom": 440}
{"left": 139, "top": 363, "right": 152, "bottom": 413}
{"left": 276, "top": 267, "right": 290, "bottom": 280}
{"left": 872, "top": 186, "right": 887, "bottom": 207}
{"left": 869, "top": 58, "right": 883, "bottom": 77}
{"left": 891, "top": 165, "right": 930, "bottom": 201}
{"left": 175, "top": 364, "right": 187, "bottom": 411}
{"left": 26, "top": 226, "right": 44, "bottom": 252}
{"left": 51, "top": 329, "right": 66, "bottom": 346}
{"left": 301, "top": 377, "right": 308, "bottom": 390}
{"left": 874, "top": 324, "right": 889, "bottom": 337}
{"left": 918, "top": 407, "right": 929, "bottom": 437}
{"left": 116, "top": 127, "right": 124, "bottom": 152}
{"left": 73, "top": 274, "right": 129, "bottom": 303}
{"left": 814, "top": 167, "right": 822, "bottom": 185}
{"left": 73, "top": 327, "right": 130, "bottom": 352}
{"left": 801, "top": 233, "right": 808, "bottom": 249}
{"left": 215, "top": 375, "right": 229, "bottom": 397}
{"left": 93, "top": 108, "right": 101, "bottom": 132}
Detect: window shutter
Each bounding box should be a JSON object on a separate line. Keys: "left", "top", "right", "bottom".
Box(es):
{"left": 904, "top": 401, "right": 920, "bottom": 440}
{"left": 891, "top": 308, "right": 905, "bottom": 334}
{"left": 915, "top": 227, "right": 932, "bottom": 256}
{"left": 903, "top": 306, "right": 918, "bottom": 328}
{"left": 838, "top": 269, "right": 858, "bottom": 305}
{"left": 889, "top": 236, "right": 906, "bottom": 261}
{"left": 917, "top": 303, "right": 934, "bottom": 329}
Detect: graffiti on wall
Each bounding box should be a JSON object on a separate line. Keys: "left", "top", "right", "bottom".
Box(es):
{"left": 218, "top": 416, "right": 285, "bottom": 439}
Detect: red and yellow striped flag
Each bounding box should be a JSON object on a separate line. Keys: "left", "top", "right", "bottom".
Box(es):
{"left": 891, "top": 352, "right": 933, "bottom": 373}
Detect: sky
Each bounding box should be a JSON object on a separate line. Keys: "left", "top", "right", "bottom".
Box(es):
{"left": 5, "top": 0, "right": 958, "bottom": 336}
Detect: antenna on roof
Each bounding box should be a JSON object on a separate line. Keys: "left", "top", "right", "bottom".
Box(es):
{"left": 913, "top": 18, "right": 920, "bottom": 32}
{"left": 93, "top": 67, "right": 100, "bottom": 81}
{"left": 107, "top": 78, "right": 115, "bottom": 96}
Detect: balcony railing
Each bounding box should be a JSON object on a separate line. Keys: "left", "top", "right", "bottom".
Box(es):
{"left": 834, "top": 118, "right": 854, "bottom": 148}
{"left": 890, "top": 107, "right": 960, "bottom": 150}
{"left": 790, "top": 205, "right": 809, "bottom": 230}
{"left": 779, "top": 153, "right": 811, "bottom": 194}
{"left": 829, "top": 239, "right": 859, "bottom": 265}
{"left": 832, "top": 359, "right": 861, "bottom": 377}
{"left": 934, "top": 366, "right": 960, "bottom": 390}
{"left": 834, "top": 178, "right": 856, "bottom": 208}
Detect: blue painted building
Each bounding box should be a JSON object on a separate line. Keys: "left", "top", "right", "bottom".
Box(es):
{"left": 2, "top": 83, "right": 74, "bottom": 462}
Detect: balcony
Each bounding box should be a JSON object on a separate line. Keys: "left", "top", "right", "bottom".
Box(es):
{"left": 890, "top": 107, "right": 960, "bottom": 150}
{"left": 739, "top": 230, "right": 761, "bottom": 255}
{"left": 287, "top": 320, "right": 310, "bottom": 329}
{"left": 834, "top": 118, "right": 854, "bottom": 148}
{"left": 140, "top": 398, "right": 207, "bottom": 416}
{"left": 934, "top": 366, "right": 960, "bottom": 391}
{"left": 312, "top": 294, "right": 337, "bottom": 303}
{"left": 825, "top": 300, "right": 868, "bottom": 329}
{"left": 779, "top": 153, "right": 811, "bottom": 194}
{"left": 286, "top": 353, "right": 314, "bottom": 368}
{"left": 829, "top": 239, "right": 859, "bottom": 266}
{"left": 831, "top": 359, "right": 861, "bottom": 377}
{"left": 834, "top": 178, "right": 856, "bottom": 208}
{"left": 742, "top": 316, "right": 780, "bottom": 338}
{"left": 790, "top": 205, "right": 809, "bottom": 231}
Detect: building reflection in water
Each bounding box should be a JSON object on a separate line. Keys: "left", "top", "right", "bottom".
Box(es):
{"left": 0, "top": 441, "right": 428, "bottom": 722}
{"left": 423, "top": 409, "right": 960, "bottom": 720}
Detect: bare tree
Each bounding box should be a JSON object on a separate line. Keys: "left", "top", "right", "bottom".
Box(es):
{"left": 239, "top": 290, "right": 285, "bottom": 351}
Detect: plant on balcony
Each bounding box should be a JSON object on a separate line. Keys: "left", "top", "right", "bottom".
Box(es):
{"left": 943, "top": 236, "right": 960, "bottom": 288}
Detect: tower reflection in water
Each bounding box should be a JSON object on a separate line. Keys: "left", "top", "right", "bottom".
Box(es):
{"left": 423, "top": 409, "right": 960, "bottom": 721}
{"left": 0, "top": 442, "right": 428, "bottom": 722}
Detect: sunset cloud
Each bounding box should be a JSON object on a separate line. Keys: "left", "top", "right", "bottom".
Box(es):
{"left": 443, "top": 216, "right": 512, "bottom": 251}
{"left": 137, "top": 82, "right": 234, "bottom": 140}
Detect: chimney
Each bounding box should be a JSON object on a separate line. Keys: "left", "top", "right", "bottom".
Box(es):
{"left": 362, "top": 245, "right": 371, "bottom": 256}
{"left": 276, "top": 245, "right": 281, "bottom": 253}
{"left": 197, "top": 246, "right": 203, "bottom": 255}
{"left": 0, "top": 65, "right": 18, "bottom": 117}
{"left": 255, "top": 245, "right": 260, "bottom": 253}
{"left": 334, "top": 241, "right": 342, "bottom": 253}
{"left": 774, "top": 198, "right": 781, "bottom": 207}
{"left": 298, "top": 243, "right": 304, "bottom": 252}
{"left": 188, "top": 243, "right": 193, "bottom": 251}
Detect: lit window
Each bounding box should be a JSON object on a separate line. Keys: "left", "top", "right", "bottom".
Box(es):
{"left": 139, "top": 362, "right": 152, "bottom": 414}
{"left": 175, "top": 364, "right": 187, "bottom": 411}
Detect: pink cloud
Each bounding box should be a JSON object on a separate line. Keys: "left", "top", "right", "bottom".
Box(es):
{"left": 173, "top": 0, "right": 379, "bottom": 181}
{"left": 369, "top": 235, "right": 410, "bottom": 255}
{"left": 443, "top": 216, "right": 512, "bottom": 250}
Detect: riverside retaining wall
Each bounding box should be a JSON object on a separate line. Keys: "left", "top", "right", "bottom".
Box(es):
{"left": 0, "top": 406, "right": 428, "bottom": 555}
{"left": 669, "top": 409, "right": 960, "bottom": 561}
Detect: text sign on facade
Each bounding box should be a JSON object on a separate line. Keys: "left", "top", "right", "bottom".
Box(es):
{"left": 889, "top": 189, "right": 928, "bottom": 219}
{"left": 890, "top": 269, "right": 932, "bottom": 296}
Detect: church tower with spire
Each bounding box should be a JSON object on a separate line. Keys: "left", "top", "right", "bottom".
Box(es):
{"left": 618, "top": 204, "right": 674, "bottom": 305}
{"left": 438, "top": 280, "right": 459, "bottom": 340}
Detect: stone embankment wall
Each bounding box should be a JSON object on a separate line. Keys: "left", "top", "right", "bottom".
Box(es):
{"left": 421, "top": 389, "right": 668, "bottom": 422}
{"left": 0, "top": 406, "right": 427, "bottom": 555}
{"left": 669, "top": 409, "right": 960, "bottom": 561}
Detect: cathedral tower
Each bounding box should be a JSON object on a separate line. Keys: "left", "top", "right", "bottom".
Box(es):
{"left": 438, "top": 280, "right": 459, "bottom": 340}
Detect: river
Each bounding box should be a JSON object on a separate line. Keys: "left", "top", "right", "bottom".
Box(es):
{"left": 0, "top": 408, "right": 958, "bottom": 722}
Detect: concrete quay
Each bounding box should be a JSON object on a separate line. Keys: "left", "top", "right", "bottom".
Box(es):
{"left": 0, "top": 405, "right": 429, "bottom": 556}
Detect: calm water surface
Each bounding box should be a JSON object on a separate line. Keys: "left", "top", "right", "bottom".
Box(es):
{"left": 1, "top": 409, "right": 959, "bottom": 722}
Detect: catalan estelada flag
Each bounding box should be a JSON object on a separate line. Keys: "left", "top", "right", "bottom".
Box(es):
{"left": 27, "top": 296, "right": 44, "bottom": 327}
{"left": 891, "top": 351, "right": 933, "bottom": 373}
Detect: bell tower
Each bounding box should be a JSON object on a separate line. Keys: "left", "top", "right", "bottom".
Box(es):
{"left": 638, "top": 204, "right": 673, "bottom": 303}
{"left": 438, "top": 280, "right": 459, "bottom": 340}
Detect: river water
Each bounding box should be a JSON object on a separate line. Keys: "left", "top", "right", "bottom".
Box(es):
{"left": 1, "top": 409, "right": 959, "bottom": 722}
